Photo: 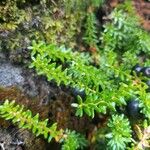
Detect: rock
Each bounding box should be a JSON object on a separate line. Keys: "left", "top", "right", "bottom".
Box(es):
{"left": 0, "top": 53, "right": 6, "bottom": 62}
{"left": 0, "top": 63, "right": 24, "bottom": 87}
{"left": 0, "top": 127, "right": 23, "bottom": 150}
{"left": 0, "top": 126, "right": 46, "bottom": 150}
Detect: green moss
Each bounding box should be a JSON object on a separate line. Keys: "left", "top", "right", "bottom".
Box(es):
{"left": 0, "top": 0, "right": 87, "bottom": 58}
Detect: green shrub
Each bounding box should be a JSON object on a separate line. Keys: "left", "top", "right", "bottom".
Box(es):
{"left": 1, "top": 1, "right": 150, "bottom": 150}
{"left": 0, "top": 100, "right": 87, "bottom": 150}
{"left": 106, "top": 114, "right": 132, "bottom": 150}
{"left": 101, "top": 2, "right": 150, "bottom": 55}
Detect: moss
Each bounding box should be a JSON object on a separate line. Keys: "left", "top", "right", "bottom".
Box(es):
{"left": 0, "top": 0, "right": 86, "bottom": 64}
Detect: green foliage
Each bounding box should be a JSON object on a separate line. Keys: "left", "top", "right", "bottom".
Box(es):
{"left": 29, "top": 41, "right": 150, "bottom": 120}
{"left": 64, "top": 0, "right": 86, "bottom": 15}
{"left": 0, "top": 100, "right": 88, "bottom": 150}
{"left": 29, "top": 41, "right": 115, "bottom": 118}
{"left": 101, "top": 6, "right": 150, "bottom": 55}
{"left": 2, "top": 1, "right": 150, "bottom": 149}
{"left": 83, "top": 12, "right": 98, "bottom": 49}
{"left": 29, "top": 41, "right": 90, "bottom": 85}
{"left": 91, "top": 0, "right": 105, "bottom": 7}
{"left": 106, "top": 114, "right": 132, "bottom": 150}
{"left": 136, "top": 86, "right": 150, "bottom": 120}
{"left": 64, "top": 0, "right": 104, "bottom": 14}
{"left": 0, "top": 0, "right": 25, "bottom": 30}
{"left": 101, "top": 8, "right": 138, "bottom": 52}
{"left": 61, "top": 130, "right": 88, "bottom": 150}
{"left": 28, "top": 0, "right": 150, "bottom": 124}
{"left": 0, "top": 100, "right": 62, "bottom": 142}
{"left": 63, "top": 0, "right": 105, "bottom": 48}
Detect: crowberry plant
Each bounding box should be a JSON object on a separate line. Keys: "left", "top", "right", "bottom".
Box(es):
{"left": 1, "top": 1, "right": 150, "bottom": 150}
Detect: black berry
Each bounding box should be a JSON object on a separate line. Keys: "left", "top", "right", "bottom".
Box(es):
{"left": 72, "top": 88, "right": 86, "bottom": 99}
{"left": 126, "top": 99, "right": 141, "bottom": 120}
{"left": 141, "top": 67, "right": 150, "bottom": 77}
{"left": 131, "top": 64, "right": 143, "bottom": 76}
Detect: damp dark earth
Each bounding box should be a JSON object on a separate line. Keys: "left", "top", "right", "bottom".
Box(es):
{"left": 0, "top": 0, "right": 150, "bottom": 150}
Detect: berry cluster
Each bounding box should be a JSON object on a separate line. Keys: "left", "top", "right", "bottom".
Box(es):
{"left": 132, "top": 64, "right": 150, "bottom": 91}
{"left": 126, "top": 65, "right": 150, "bottom": 121}
{"left": 132, "top": 64, "right": 150, "bottom": 78}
